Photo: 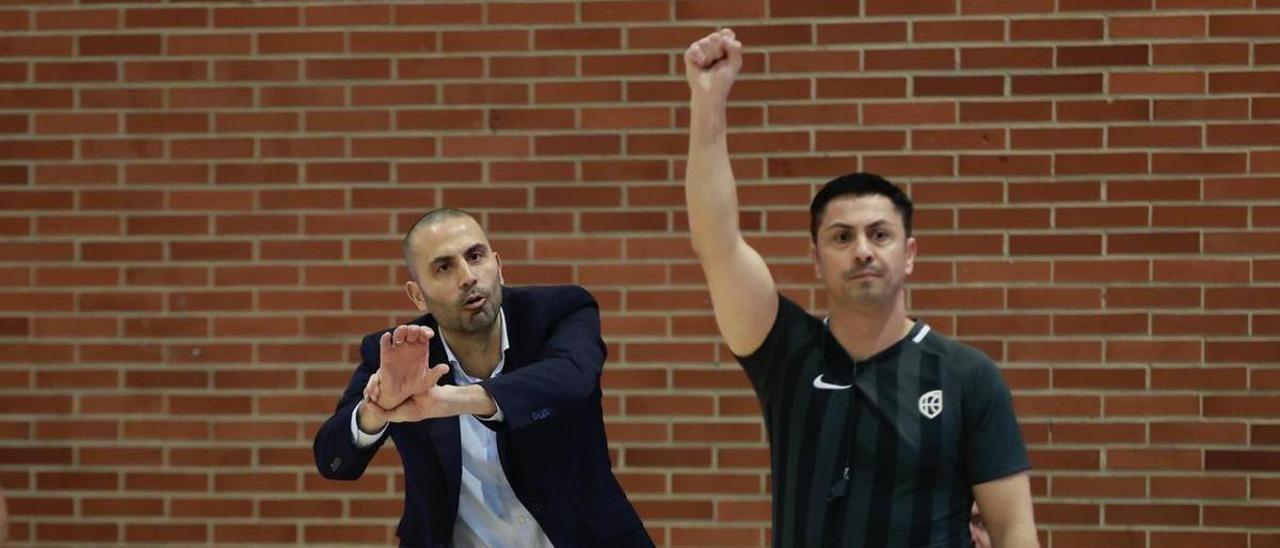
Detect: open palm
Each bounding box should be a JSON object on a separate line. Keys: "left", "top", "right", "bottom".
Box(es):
{"left": 376, "top": 325, "right": 438, "bottom": 408}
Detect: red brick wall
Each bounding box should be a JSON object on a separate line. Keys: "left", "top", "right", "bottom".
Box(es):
{"left": 2, "top": 1, "right": 1278, "bottom": 546}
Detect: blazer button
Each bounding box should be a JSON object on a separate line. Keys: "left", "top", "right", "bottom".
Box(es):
{"left": 329, "top": 457, "right": 342, "bottom": 471}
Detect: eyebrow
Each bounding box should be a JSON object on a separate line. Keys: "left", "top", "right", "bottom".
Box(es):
{"left": 825, "top": 219, "right": 890, "bottom": 232}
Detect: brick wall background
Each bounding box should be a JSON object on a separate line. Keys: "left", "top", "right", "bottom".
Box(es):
{"left": 2, "top": 0, "right": 1279, "bottom": 546}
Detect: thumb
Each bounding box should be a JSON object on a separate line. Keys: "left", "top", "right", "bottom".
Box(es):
{"left": 425, "top": 363, "right": 450, "bottom": 386}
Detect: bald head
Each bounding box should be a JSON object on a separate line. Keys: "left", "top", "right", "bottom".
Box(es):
{"left": 402, "top": 208, "right": 481, "bottom": 279}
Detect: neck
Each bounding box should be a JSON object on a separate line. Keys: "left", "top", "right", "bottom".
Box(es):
{"left": 441, "top": 315, "right": 503, "bottom": 379}
{"left": 827, "top": 297, "right": 914, "bottom": 361}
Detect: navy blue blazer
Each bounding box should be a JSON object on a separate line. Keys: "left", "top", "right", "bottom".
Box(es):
{"left": 314, "top": 285, "right": 651, "bottom": 548}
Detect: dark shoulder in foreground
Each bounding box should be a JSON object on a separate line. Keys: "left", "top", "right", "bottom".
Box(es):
{"left": 502, "top": 284, "right": 595, "bottom": 312}
{"left": 916, "top": 324, "right": 1001, "bottom": 376}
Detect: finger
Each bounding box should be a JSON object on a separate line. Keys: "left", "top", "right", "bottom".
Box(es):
{"left": 726, "top": 37, "right": 743, "bottom": 70}
{"left": 719, "top": 27, "right": 735, "bottom": 40}
{"left": 392, "top": 325, "right": 409, "bottom": 345}
{"left": 695, "top": 37, "right": 717, "bottom": 67}
{"left": 379, "top": 331, "right": 393, "bottom": 352}
{"left": 703, "top": 32, "right": 726, "bottom": 62}
{"left": 685, "top": 43, "right": 706, "bottom": 67}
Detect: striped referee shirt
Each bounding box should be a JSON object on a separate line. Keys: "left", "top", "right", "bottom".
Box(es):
{"left": 738, "top": 294, "right": 1030, "bottom": 548}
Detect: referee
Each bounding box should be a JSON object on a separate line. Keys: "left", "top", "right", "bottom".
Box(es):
{"left": 682, "top": 30, "right": 1040, "bottom": 548}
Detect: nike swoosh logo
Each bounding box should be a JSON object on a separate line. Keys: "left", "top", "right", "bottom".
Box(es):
{"left": 812, "top": 374, "right": 853, "bottom": 390}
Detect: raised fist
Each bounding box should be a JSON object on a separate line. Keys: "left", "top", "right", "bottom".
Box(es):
{"left": 684, "top": 28, "right": 743, "bottom": 101}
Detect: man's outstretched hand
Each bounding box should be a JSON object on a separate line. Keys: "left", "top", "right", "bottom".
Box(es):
{"left": 360, "top": 365, "right": 497, "bottom": 429}
{"left": 375, "top": 325, "right": 441, "bottom": 409}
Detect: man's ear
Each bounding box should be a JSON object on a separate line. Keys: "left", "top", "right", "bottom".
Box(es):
{"left": 405, "top": 279, "right": 429, "bottom": 312}
{"left": 811, "top": 245, "right": 824, "bottom": 281}
{"left": 494, "top": 251, "right": 504, "bottom": 284}
{"left": 904, "top": 236, "right": 917, "bottom": 277}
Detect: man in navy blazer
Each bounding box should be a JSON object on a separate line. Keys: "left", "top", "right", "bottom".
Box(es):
{"left": 314, "top": 208, "right": 651, "bottom": 548}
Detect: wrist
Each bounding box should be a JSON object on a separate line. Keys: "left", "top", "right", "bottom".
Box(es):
{"left": 356, "top": 400, "right": 388, "bottom": 434}
{"left": 458, "top": 385, "right": 498, "bottom": 417}
{"left": 689, "top": 93, "right": 728, "bottom": 111}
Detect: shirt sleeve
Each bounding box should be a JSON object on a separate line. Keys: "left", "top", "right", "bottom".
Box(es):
{"left": 734, "top": 293, "right": 811, "bottom": 401}
{"left": 962, "top": 358, "right": 1031, "bottom": 485}
{"left": 350, "top": 402, "right": 388, "bottom": 448}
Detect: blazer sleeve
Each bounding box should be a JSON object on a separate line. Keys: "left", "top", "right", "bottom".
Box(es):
{"left": 479, "top": 286, "right": 606, "bottom": 431}
{"left": 313, "top": 332, "right": 390, "bottom": 480}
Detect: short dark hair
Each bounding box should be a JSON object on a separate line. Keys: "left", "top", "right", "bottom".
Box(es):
{"left": 402, "top": 208, "right": 478, "bottom": 278}
{"left": 808, "top": 172, "right": 913, "bottom": 242}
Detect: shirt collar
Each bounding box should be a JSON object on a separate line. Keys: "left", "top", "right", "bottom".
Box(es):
{"left": 437, "top": 307, "right": 510, "bottom": 384}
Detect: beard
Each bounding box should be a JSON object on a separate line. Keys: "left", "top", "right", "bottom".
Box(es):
{"left": 435, "top": 283, "right": 503, "bottom": 335}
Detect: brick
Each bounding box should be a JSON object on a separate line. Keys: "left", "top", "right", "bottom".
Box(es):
{"left": 916, "top": 75, "right": 1003, "bottom": 97}
{"left": 1058, "top": 45, "right": 1149, "bottom": 67}
{"left": 816, "top": 77, "right": 904, "bottom": 99}
{"left": 168, "top": 33, "right": 253, "bottom": 56}
{"left": 1052, "top": 476, "right": 1145, "bottom": 497}
{"left": 817, "top": 22, "right": 907, "bottom": 45}
{"left": 36, "top": 523, "right": 119, "bottom": 543}
{"left": 1210, "top": 14, "right": 1280, "bottom": 37}
{"left": 1111, "top": 15, "right": 1206, "bottom": 38}
{"left": 213, "top": 6, "right": 298, "bottom": 27}
{"left": 770, "top": 51, "right": 859, "bottom": 73}
{"left": 171, "top": 498, "right": 253, "bottom": 518}
{"left": 864, "top": 102, "right": 955, "bottom": 125}
{"left": 1155, "top": 43, "right": 1249, "bottom": 66}
{"left": 1152, "top": 532, "right": 1249, "bottom": 548}
{"left": 1109, "top": 232, "right": 1200, "bottom": 254}
{"left": 1150, "top": 421, "right": 1247, "bottom": 445}
{"left": 301, "top": 4, "right": 388, "bottom": 26}
{"left": 34, "top": 61, "right": 117, "bottom": 83}
{"left": 582, "top": 1, "right": 672, "bottom": 22}
{"left": 626, "top": 447, "right": 712, "bottom": 468}
{"left": 1110, "top": 125, "right": 1202, "bottom": 149}
{"left": 125, "top": 7, "right": 205, "bottom": 28}
{"left": 1112, "top": 71, "right": 1206, "bottom": 95}
{"left": 36, "top": 9, "right": 118, "bottom": 30}
{"left": 124, "top": 524, "right": 206, "bottom": 543}
{"left": 1056, "top": 152, "right": 1148, "bottom": 175}
{"left": 214, "top": 524, "right": 297, "bottom": 544}
{"left": 1211, "top": 71, "right": 1280, "bottom": 93}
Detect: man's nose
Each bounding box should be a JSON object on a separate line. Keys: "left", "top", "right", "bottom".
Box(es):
{"left": 457, "top": 262, "right": 478, "bottom": 288}
{"left": 853, "top": 235, "right": 874, "bottom": 263}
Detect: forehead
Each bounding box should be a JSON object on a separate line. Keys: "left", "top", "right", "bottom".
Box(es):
{"left": 819, "top": 194, "right": 903, "bottom": 229}
{"left": 411, "top": 216, "right": 488, "bottom": 260}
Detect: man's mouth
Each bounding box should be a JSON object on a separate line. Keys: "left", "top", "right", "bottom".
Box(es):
{"left": 462, "top": 293, "right": 486, "bottom": 311}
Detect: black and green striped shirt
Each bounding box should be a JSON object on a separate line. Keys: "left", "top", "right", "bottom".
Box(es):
{"left": 738, "top": 295, "right": 1029, "bottom": 548}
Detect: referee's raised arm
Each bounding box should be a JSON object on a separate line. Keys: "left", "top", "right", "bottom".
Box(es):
{"left": 683, "top": 29, "right": 778, "bottom": 358}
